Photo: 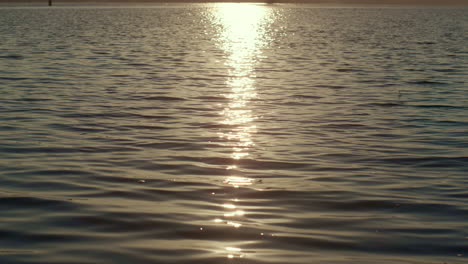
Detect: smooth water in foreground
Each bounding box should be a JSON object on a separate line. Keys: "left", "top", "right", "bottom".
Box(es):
{"left": 0, "top": 3, "right": 467, "bottom": 264}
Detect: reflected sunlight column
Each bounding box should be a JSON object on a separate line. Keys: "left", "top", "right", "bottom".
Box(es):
{"left": 214, "top": 2, "right": 271, "bottom": 175}
{"left": 210, "top": 3, "right": 273, "bottom": 260}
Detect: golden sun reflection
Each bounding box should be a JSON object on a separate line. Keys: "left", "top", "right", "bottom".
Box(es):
{"left": 226, "top": 246, "right": 244, "bottom": 259}
{"left": 213, "top": 3, "right": 271, "bottom": 163}
{"left": 210, "top": 3, "right": 273, "bottom": 260}
{"left": 222, "top": 203, "right": 237, "bottom": 209}
{"left": 224, "top": 176, "right": 253, "bottom": 188}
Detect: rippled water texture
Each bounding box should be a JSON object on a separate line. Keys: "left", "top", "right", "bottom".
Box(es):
{"left": 0, "top": 3, "right": 467, "bottom": 264}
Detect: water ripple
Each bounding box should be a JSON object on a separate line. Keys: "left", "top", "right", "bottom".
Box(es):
{"left": 0, "top": 4, "right": 467, "bottom": 264}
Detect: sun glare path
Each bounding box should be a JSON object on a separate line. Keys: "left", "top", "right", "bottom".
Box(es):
{"left": 213, "top": 3, "right": 271, "bottom": 162}
{"left": 210, "top": 4, "right": 273, "bottom": 260}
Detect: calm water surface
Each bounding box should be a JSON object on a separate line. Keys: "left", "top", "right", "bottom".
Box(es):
{"left": 0, "top": 3, "right": 467, "bottom": 264}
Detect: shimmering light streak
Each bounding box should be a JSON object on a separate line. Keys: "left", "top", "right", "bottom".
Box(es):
{"left": 212, "top": 3, "right": 271, "bottom": 162}
{"left": 209, "top": 4, "right": 273, "bottom": 260}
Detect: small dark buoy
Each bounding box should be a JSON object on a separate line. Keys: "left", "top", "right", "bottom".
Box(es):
{"left": 48, "top": 0, "right": 52, "bottom": 6}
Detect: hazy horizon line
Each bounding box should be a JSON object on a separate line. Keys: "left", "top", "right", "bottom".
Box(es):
{"left": 2, "top": 0, "right": 468, "bottom": 5}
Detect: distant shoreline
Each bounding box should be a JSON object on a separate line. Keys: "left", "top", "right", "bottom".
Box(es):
{"left": 1, "top": 0, "right": 468, "bottom": 5}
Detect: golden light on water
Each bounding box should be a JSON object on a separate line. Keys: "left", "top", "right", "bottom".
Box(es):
{"left": 224, "top": 176, "right": 253, "bottom": 188}
{"left": 224, "top": 210, "right": 245, "bottom": 217}
{"left": 213, "top": 3, "right": 271, "bottom": 163}
{"left": 210, "top": 4, "right": 274, "bottom": 260}
{"left": 226, "top": 246, "right": 244, "bottom": 259}
{"left": 215, "top": 3, "right": 271, "bottom": 60}
{"left": 226, "top": 247, "right": 242, "bottom": 252}
{"left": 222, "top": 203, "right": 237, "bottom": 209}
